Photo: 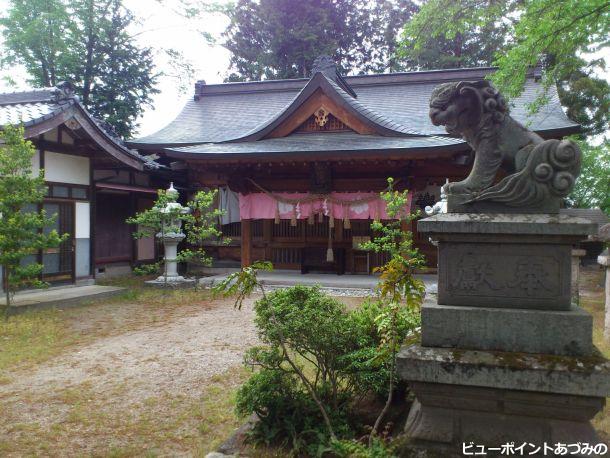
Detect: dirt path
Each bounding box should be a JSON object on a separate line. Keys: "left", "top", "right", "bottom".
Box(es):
{"left": 1, "top": 298, "right": 257, "bottom": 402}
{"left": 0, "top": 296, "right": 259, "bottom": 456}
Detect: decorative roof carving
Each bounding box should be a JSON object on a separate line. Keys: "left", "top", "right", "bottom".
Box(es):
{"left": 296, "top": 110, "right": 352, "bottom": 133}
{"left": 314, "top": 108, "right": 329, "bottom": 127}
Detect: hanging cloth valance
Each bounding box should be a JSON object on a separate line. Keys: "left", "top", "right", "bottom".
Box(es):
{"left": 238, "top": 182, "right": 411, "bottom": 221}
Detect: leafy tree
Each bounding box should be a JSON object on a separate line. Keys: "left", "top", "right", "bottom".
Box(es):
{"left": 127, "top": 187, "right": 226, "bottom": 280}
{"left": 179, "top": 189, "right": 229, "bottom": 267}
{"left": 356, "top": 0, "right": 418, "bottom": 74}
{"left": 400, "top": 0, "right": 610, "bottom": 137}
{"left": 359, "top": 177, "right": 425, "bottom": 445}
{"left": 399, "top": 12, "right": 508, "bottom": 70}
{"left": 0, "top": 125, "right": 66, "bottom": 310}
{"left": 223, "top": 0, "right": 417, "bottom": 81}
{"left": 0, "top": 0, "right": 159, "bottom": 138}
{"left": 569, "top": 139, "right": 610, "bottom": 214}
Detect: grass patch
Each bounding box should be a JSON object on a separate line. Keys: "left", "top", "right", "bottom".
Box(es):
{"left": 0, "top": 276, "right": 214, "bottom": 374}
{"left": 0, "top": 275, "right": 253, "bottom": 456}
{"left": 0, "top": 366, "right": 250, "bottom": 457}
{"left": 0, "top": 309, "right": 74, "bottom": 372}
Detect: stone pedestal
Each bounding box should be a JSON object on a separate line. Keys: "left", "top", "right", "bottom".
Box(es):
{"left": 398, "top": 345, "right": 609, "bottom": 453}
{"left": 418, "top": 213, "right": 596, "bottom": 310}
{"left": 421, "top": 301, "right": 593, "bottom": 356}
{"left": 398, "top": 213, "right": 607, "bottom": 454}
{"left": 145, "top": 232, "right": 195, "bottom": 288}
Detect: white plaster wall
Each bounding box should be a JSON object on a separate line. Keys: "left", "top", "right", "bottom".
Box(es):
{"left": 31, "top": 150, "right": 40, "bottom": 177}
{"left": 75, "top": 202, "right": 90, "bottom": 239}
{"left": 44, "top": 151, "right": 90, "bottom": 185}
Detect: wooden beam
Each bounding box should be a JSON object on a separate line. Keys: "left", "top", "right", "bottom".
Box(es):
{"left": 241, "top": 219, "right": 252, "bottom": 267}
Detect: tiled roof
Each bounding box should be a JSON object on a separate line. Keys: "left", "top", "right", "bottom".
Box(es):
{"left": 131, "top": 66, "right": 579, "bottom": 149}
{"left": 0, "top": 88, "right": 75, "bottom": 126}
{"left": 0, "top": 84, "right": 159, "bottom": 170}
{"left": 230, "top": 72, "right": 423, "bottom": 142}
{"left": 166, "top": 131, "right": 464, "bottom": 158}
{"left": 325, "top": 77, "right": 419, "bottom": 136}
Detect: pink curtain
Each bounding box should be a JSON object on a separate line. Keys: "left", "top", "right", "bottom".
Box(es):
{"left": 238, "top": 192, "right": 412, "bottom": 220}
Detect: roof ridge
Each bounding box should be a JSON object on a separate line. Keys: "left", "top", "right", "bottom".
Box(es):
{"left": 0, "top": 82, "right": 78, "bottom": 106}
{"left": 192, "top": 66, "right": 541, "bottom": 96}
{"left": 224, "top": 73, "right": 429, "bottom": 142}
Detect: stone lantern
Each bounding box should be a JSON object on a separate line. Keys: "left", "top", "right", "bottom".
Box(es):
{"left": 146, "top": 183, "right": 195, "bottom": 287}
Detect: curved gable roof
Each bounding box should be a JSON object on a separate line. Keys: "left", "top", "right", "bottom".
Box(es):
{"left": 228, "top": 72, "right": 422, "bottom": 142}
{"left": 0, "top": 84, "right": 157, "bottom": 171}
{"left": 130, "top": 66, "right": 579, "bottom": 151}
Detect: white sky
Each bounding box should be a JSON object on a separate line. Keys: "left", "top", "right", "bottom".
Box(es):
{"left": 123, "top": 0, "right": 232, "bottom": 137}
{"left": 0, "top": 0, "right": 233, "bottom": 138}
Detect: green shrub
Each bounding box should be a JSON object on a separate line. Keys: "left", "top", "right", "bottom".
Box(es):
{"left": 342, "top": 299, "right": 420, "bottom": 397}
{"left": 235, "top": 286, "right": 420, "bottom": 454}
{"left": 132, "top": 262, "right": 160, "bottom": 276}
{"left": 331, "top": 437, "right": 397, "bottom": 458}
{"left": 236, "top": 367, "right": 351, "bottom": 454}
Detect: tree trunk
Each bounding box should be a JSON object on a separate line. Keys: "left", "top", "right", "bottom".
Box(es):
{"left": 369, "top": 341, "right": 395, "bottom": 446}
{"left": 454, "top": 32, "right": 463, "bottom": 67}
{"left": 599, "top": 252, "right": 610, "bottom": 341}
{"left": 81, "top": 0, "right": 97, "bottom": 106}
{"left": 3, "top": 266, "right": 11, "bottom": 318}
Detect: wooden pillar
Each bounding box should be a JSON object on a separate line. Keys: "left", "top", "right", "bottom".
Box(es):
{"left": 263, "top": 219, "right": 272, "bottom": 261}
{"left": 334, "top": 219, "right": 343, "bottom": 242}
{"left": 241, "top": 219, "right": 252, "bottom": 267}
{"left": 401, "top": 219, "right": 411, "bottom": 238}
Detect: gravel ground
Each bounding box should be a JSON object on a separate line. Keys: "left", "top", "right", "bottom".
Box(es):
{"left": 0, "top": 288, "right": 371, "bottom": 435}
{"left": 0, "top": 297, "right": 259, "bottom": 429}
{"left": 0, "top": 288, "right": 376, "bottom": 455}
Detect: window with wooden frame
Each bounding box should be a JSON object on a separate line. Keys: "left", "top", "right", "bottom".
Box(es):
{"left": 45, "top": 182, "right": 90, "bottom": 200}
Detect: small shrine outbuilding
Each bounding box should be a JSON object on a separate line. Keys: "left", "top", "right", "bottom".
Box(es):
{"left": 0, "top": 82, "right": 172, "bottom": 291}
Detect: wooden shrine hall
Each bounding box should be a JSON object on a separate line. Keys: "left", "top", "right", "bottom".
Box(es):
{"left": 129, "top": 56, "right": 579, "bottom": 273}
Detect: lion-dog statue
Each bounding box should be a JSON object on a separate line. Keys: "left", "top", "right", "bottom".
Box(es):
{"left": 428, "top": 80, "right": 581, "bottom": 212}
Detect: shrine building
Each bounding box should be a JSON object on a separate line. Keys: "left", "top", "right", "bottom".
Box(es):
{"left": 134, "top": 58, "right": 576, "bottom": 273}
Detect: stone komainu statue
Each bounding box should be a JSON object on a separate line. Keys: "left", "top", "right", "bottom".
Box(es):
{"left": 429, "top": 80, "right": 581, "bottom": 212}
